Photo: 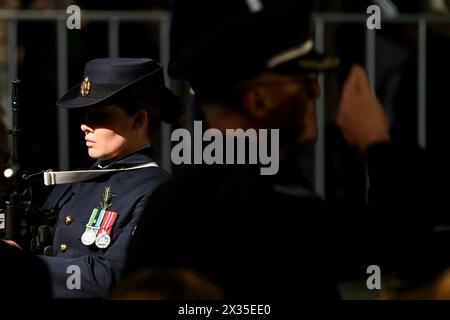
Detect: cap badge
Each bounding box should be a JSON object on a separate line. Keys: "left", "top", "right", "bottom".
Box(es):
{"left": 80, "top": 76, "right": 91, "bottom": 96}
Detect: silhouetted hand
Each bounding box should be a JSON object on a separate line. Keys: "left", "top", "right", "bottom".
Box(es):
{"left": 336, "top": 64, "right": 391, "bottom": 151}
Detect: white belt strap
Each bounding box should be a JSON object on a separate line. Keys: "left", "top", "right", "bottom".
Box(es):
{"left": 43, "top": 161, "right": 159, "bottom": 186}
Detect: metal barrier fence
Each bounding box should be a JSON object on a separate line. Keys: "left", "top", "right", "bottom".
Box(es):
{"left": 0, "top": 10, "right": 447, "bottom": 197}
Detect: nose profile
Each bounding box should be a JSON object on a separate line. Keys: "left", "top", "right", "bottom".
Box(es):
{"left": 81, "top": 124, "right": 94, "bottom": 134}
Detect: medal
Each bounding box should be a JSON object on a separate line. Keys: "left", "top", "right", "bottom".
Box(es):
{"left": 95, "top": 210, "right": 118, "bottom": 249}
{"left": 81, "top": 228, "right": 97, "bottom": 245}
{"left": 95, "top": 231, "right": 111, "bottom": 249}
{"left": 81, "top": 187, "right": 118, "bottom": 248}
{"left": 81, "top": 207, "right": 106, "bottom": 246}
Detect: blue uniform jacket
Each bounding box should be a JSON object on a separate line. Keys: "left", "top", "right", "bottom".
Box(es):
{"left": 39, "top": 147, "right": 170, "bottom": 298}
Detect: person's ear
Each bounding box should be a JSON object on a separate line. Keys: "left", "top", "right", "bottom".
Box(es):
{"left": 241, "top": 86, "right": 271, "bottom": 120}
{"left": 132, "top": 110, "right": 148, "bottom": 130}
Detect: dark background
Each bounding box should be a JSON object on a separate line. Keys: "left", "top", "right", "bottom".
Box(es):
{"left": 1, "top": 0, "right": 449, "bottom": 211}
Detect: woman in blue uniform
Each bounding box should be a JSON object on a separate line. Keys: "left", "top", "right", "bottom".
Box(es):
{"left": 38, "top": 58, "right": 180, "bottom": 298}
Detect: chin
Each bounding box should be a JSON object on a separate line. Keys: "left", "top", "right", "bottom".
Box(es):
{"left": 88, "top": 152, "right": 100, "bottom": 159}
{"left": 88, "top": 149, "right": 103, "bottom": 160}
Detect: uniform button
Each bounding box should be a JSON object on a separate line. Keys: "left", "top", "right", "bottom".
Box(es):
{"left": 59, "top": 243, "right": 68, "bottom": 253}
{"left": 64, "top": 216, "right": 73, "bottom": 225}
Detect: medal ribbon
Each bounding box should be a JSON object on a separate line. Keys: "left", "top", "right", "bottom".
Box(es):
{"left": 81, "top": 208, "right": 104, "bottom": 245}
{"left": 93, "top": 209, "right": 106, "bottom": 229}
{"left": 98, "top": 211, "right": 118, "bottom": 235}
{"left": 86, "top": 208, "right": 99, "bottom": 228}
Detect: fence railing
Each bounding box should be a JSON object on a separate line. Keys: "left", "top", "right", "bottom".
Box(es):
{"left": 0, "top": 10, "right": 446, "bottom": 197}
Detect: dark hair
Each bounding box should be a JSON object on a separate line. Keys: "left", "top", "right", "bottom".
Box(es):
{"left": 158, "top": 88, "right": 184, "bottom": 124}
{"left": 117, "top": 87, "right": 181, "bottom": 121}
{"left": 113, "top": 88, "right": 183, "bottom": 153}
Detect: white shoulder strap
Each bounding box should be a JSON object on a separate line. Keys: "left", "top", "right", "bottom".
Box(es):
{"left": 43, "top": 161, "right": 159, "bottom": 186}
